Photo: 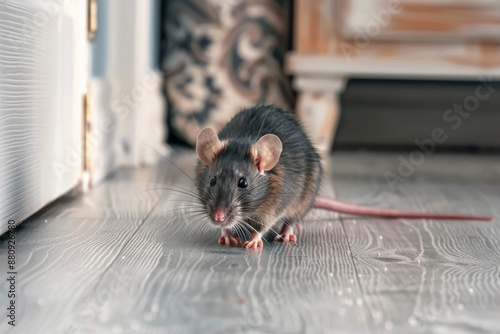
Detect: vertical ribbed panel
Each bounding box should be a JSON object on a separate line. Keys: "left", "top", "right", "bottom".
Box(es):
{"left": 0, "top": 0, "right": 85, "bottom": 234}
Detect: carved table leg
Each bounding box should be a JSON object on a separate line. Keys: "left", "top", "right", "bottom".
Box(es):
{"left": 294, "top": 77, "right": 347, "bottom": 158}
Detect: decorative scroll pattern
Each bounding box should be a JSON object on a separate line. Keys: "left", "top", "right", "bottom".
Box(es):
{"left": 162, "top": 0, "right": 292, "bottom": 145}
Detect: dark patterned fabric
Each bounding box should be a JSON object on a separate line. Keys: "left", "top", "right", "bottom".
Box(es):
{"left": 162, "top": 0, "right": 292, "bottom": 145}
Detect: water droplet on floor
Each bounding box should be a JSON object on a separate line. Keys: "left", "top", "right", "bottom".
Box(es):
{"left": 350, "top": 278, "right": 354, "bottom": 284}
{"left": 329, "top": 272, "right": 333, "bottom": 277}
{"left": 379, "top": 236, "right": 383, "bottom": 240}
{"left": 328, "top": 222, "right": 332, "bottom": 227}
{"left": 376, "top": 253, "right": 380, "bottom": 256}
{"left": 384, "top": 267, "right": 388, "bottom": 272}
{"left": 352, "top": 220, "right": 357, "bottom": 224}
{"left": 358, "top": 273, "right": 362, "bottom": 278}
{"left": 121, "top": 256, "right": 125, "bottom": 259}
{"left": 468, "top": 288, "right": 474, "bottom": 294}
{"left": 44, "top": 220, "right": 48, "bottom": 223}
{"left": 416, "top": 259, "right": 421, "bottom": 264}
{"left": 356, "top": 298, "right": 363, "bottom": 306}
{"left": 385, "top": 321, "right": 394, "bottom": 330}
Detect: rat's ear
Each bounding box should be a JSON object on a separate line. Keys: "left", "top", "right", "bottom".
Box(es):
{"left": 196, "top": 128, "right": 223, "bottom": 165}
{"left": 250, "top": 134, "right": 282, "bottom": 173}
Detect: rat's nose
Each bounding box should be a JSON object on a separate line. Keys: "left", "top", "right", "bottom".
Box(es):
{"left": 214, "top": 207, "right": 226, "bottom": 222}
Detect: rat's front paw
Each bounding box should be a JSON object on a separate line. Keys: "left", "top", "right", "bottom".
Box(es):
{"left": 242, "top": 240, "right": 263, "bottom": 249}
{"left": 273, "top": 224, "right": 297, "bottom": 244}
{"left": 242, "top": 232, "right": 263, "bottom": 249}
{"left": 218, "top": 229, "right": 241, "bottom": 246}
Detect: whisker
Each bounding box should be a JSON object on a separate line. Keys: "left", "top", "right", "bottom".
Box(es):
{"left": 137, "top": 139, "right": 196, "bottom": 182}
{"left": 235, "top": 219, "right": 271, "bottom": 246}
{"left": 244, "top": 216, "right": 280, "bottom": 237}
{"left": 139, "top": 187, "right": 202, "bottom": 200}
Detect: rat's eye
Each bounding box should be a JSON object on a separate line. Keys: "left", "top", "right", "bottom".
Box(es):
{"left": 238, "top": 178, "right": 248, "bottom": 188}
{"left": 209, "top": 176, "right": 216, "bottom": 186}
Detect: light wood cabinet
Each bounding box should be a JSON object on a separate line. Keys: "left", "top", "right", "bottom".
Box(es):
{"left": 287, "top": 0, "right": 500, "bottom": 153}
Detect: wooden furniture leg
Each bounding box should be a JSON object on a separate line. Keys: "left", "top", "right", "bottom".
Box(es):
{"left": 294, "top": 77, "right": 346, "bottom": 156}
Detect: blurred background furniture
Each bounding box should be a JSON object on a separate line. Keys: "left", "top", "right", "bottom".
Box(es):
{"left": 161, "top": 0, "right": 292, "bottom": 146}
{"left": 287, "top": 0, "right": 500, "bottom": 153}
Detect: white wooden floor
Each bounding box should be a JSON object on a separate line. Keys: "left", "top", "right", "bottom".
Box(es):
{"left": 1, "top": 150, "right": 500, "bottom": 334}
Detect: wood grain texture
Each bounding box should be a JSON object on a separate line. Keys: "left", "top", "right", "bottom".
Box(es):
{"left": 331, "top": 152, "right": 500, "bottom": 333}
{"left": 290, "top": 0, "right": 500, "bottom": 69}
{"left": 295, "top": 0, "right": 338, "bottom": 54}
{"left": 63, "top": 151, "right": 369, "bottom": 333}
{"left": 287, "top": 53, "right": 500, "bottom": 79}
{"left": 0, "top": 217, "right": 143, "bottom": 334}
{"left": 1, "top": 149, "right": 500, "bottom": 333}
{"left": 343, "top": 0, "right": 500, "bottom": 42}
{"left": 42, "top": 160, "right": 183, "bottom": 219}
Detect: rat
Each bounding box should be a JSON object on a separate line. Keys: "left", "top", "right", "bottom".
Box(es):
{"left": 195, "top": 106, "right": 493, "bottom": 249}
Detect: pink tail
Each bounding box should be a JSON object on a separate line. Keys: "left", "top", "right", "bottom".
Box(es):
{"left": 313, "top": 197, "right": 493, "bottom": 222}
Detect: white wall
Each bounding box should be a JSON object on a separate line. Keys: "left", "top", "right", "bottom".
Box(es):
{"left": 89, "top": 0, "right": 168, "bottom": 180}
{"left": 0, "top": 0, "right": 88, "bottom": 233}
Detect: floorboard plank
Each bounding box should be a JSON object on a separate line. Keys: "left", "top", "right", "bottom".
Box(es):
{"left": 3, "top": 150, "right": 499, "bottom": 333}
{"left": 0, "top": 217, "right": 142, "bottom": 333}
{"left": 62, "top": 151, "right": 372, "bottom": 334}
{"left": 42, "top": 152, "right": 196, "bottom": 220}
{"left": 332, "top": 152, "right": 500, "bottom": 333}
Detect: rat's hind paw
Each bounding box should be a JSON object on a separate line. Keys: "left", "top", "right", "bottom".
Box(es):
{"left": 274, "top": 233, "right": 297, "bottom": 244}
{"left": 218, "top": 229, "right": 241, "bottom": 246}
{"left": 274, "top": 224, "right": 297, "bottom": 245}
{"left": 242, "top": 232, "right": 263, "bottom": 249}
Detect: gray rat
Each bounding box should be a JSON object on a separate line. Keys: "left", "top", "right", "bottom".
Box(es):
{"left": 195, "top": 106, "right": 493, "bottom": 249}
